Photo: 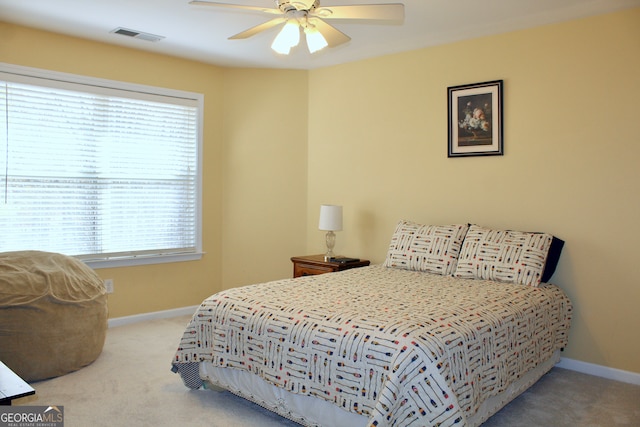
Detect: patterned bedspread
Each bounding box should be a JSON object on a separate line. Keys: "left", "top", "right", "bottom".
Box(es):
{"left": 173, "top": 265, "right": 572, "bottom": 426}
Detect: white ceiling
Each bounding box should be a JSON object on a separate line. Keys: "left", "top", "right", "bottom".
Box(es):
{"left": 1, "top": 0, "right": 639, "bottom": 70}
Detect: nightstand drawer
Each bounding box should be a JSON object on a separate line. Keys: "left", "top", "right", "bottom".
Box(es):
{"left": 291, "top": 255, "right": 370, "bottom": 278}
{"left": 294, "top": 263, "right": 334, "bottom": 277}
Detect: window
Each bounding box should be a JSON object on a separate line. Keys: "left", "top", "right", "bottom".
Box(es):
{"left": 0, "top": 63, "right": 203, "bottom": 268}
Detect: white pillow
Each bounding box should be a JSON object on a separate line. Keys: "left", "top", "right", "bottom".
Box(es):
{"left": 383, "top": 220, "right": 469, "bottom": 276}
{"left": 453, "top": 225, "right": 553, "bottom": 286}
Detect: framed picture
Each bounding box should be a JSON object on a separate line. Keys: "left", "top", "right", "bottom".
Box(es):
{"left": 448, "top": 80, "right": 503, "bottom": 157}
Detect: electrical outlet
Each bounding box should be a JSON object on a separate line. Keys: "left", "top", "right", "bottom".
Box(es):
{"left": 104, "top": 279, "right": 114, "bottom": 294}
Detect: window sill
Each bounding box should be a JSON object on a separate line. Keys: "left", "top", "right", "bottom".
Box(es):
{"left": 83, "top": 252, "right": 204, "bottom": 269}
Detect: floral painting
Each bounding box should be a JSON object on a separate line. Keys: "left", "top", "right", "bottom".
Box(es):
{"left": 448, "top": 80, "right": 503, "bottom": 157}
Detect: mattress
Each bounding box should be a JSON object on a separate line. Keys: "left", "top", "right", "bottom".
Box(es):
{"left": 173, "top": 265, "right": 572, "bottom": 426}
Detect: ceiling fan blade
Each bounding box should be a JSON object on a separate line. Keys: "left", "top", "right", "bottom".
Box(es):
{"left": 310, "top": 18, "right": 351, "bottom": 48}
{"left": 313, "top": 4, "right": 404, "bottom": 21}
{"left": 189, "top": 1, "right": 281, "bottom": 15}
{"left": 228, "top": 17, "right": 286, "bottom": 40}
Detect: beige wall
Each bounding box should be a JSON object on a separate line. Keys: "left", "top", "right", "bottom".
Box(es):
{"left": 307, "top": 9, "right": 640, "bottom": 373}
{"left": 2, "top": 8, "right": 639, "bottom": 374}
{"left": 220, "top": 68, "right": 308, "bottom": 288}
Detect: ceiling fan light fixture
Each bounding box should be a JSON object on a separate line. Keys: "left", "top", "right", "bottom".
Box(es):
{"left": 271, "top": 20, "right": 301, "bottom": 55}
{"left": 304, "top": 26, "right": 328, "bottom": 53}
{"left": 191, "top": 1, "right": 405, "bottom": 55}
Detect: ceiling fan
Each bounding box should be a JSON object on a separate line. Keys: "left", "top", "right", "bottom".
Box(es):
{"left": 189, "top": 0, "right": 405, "bottom": 55}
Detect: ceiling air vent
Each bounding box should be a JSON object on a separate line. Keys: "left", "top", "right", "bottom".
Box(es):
{"left": 110, "top": 27, "right": 164, "bottom": 42}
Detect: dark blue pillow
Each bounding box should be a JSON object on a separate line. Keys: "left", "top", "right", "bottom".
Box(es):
{"left": 541, "top": 236, "right": 564, "bottom": 282}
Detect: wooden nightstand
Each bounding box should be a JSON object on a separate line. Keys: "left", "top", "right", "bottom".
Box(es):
{"left": 291, "top": 255, "right": 370, "bottom": 278}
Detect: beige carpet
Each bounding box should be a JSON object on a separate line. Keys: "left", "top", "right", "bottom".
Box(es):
{"left": 14, "top": 315, "right": 640, "bottom": 426}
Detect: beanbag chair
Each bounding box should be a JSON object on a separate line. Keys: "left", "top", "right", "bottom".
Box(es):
{"left": 0, "top": 251, "right": 107, "bottom": 381}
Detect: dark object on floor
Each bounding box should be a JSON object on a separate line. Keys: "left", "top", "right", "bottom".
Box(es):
{"left": 0, "top": 361, "right": 35, "bottom": 405}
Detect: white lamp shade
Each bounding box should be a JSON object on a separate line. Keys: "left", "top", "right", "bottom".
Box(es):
{"left": 271, "top": 21, "right": 300, "bottom": 55}
{"left": 305, "top": 27, "right": 328, "bottom": 54}
{"left": 318, "top": 205, "right": 343, "bottom": 231}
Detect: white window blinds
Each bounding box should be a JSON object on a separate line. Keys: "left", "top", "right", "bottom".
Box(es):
{"left": 0, "top": 64, "right": 202, "bottom": 267}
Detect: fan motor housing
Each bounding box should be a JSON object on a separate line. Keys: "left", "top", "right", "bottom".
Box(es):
{"left": 276, "top": 0, "right": 320, "bottom": 13}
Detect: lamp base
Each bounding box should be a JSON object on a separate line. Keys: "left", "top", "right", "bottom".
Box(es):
{"left": 324, "top": 230, "right": 336, "bottom": 261}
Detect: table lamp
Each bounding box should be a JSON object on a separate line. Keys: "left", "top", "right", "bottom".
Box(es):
{"left": 318, "top": 204, "right": 343, "bottom": 261}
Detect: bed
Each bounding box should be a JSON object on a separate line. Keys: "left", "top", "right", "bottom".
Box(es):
{"left": 172, "top": 222, "right": 572, "bottom": 426}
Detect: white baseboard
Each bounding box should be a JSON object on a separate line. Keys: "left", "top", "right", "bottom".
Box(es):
{"left": 108, "top": 305, "right": 198, "bottom": 328}
{"left": 108, "top": 306, "right": 640, "bottom": 386}
{"left": 557, "top": 357, "right": 640, "bottom": 386}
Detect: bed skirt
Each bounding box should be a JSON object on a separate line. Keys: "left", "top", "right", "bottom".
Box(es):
{"left": 198, "top": 350, "right": 561, "bottom": 427}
